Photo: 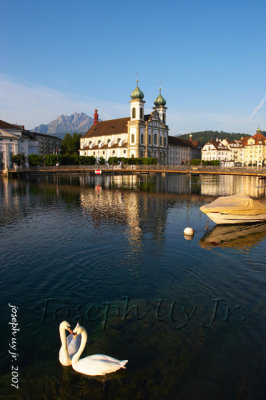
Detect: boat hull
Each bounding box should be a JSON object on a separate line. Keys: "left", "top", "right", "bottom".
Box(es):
{"left": 205, "top": 212, "right": 266, "bottom": 225}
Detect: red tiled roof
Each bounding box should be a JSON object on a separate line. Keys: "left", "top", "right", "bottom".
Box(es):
{"left": 168, "top": 136, "right": 191, "bottom": 147}
{"left": 0, "top": 119, "right": 24, "bottom": 130}
{"left": 190, "top": 140, "right": 200, "bottom": 148}
{"left": 253, "top": 132, "right": 266, "bottom": 141}
{"left": 204, "top": 140, "right": 229, "bottom": 150}
{"left": 82, "top": 117, "right": 130, "bottom": 138}
{"left": 243, "top": 132, "right": 266, "bottom": 146}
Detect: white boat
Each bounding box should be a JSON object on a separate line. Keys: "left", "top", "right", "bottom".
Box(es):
{"left": 200, "top": 194, "right": 266, "bottom": 224}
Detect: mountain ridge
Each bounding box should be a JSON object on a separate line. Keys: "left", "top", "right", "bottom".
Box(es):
{"left": 31, "top": 112, "right": 96, "bottom": 138}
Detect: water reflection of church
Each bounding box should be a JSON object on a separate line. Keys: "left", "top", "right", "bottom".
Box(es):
{"left": 80, "top": 185, "right": 169, "bottom": 242}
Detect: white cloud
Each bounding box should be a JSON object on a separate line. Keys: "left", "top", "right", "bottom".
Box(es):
{"left": 248, "top": 94, "right": 266, "bottom": 120}
{"left": 0, "top": 75, "right": 127, "bottom": 129}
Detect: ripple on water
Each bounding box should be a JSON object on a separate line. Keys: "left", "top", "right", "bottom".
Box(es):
{"left": 0, "top": 175, "right": 266, "bottom": 399}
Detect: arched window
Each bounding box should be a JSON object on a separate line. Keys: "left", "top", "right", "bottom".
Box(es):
{"left": 132, "top": 108, "right": 136, "bottom": 118}
{"left": 140, "top": 108, "right": 143, "bottom": 119}
{"left": 163, "top": 114, "right": 165, "bottom": 124}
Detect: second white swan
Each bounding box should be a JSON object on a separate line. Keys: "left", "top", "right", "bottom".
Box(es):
{"left": 72, "top": 324, "right": 128, "bottom": 376}
{"left": 59, "top": 321, "right": 81, "bottom": 366}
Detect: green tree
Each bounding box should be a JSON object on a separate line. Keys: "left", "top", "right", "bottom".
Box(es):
{"left": 28, "top": 154, "right": 44, "bottom": 166}
{"left": 72, "top": 133, "right": 82, "bottom": 153}
{"left": 61, "top": 133, "right": 81, "bottom": 154}
{"left": 11, "top": 154, "right": 26, "bottom": 167}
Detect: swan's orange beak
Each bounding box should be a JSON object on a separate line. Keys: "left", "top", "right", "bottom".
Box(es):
{"left": 68, "top": 327, "right": 78, "bottom": 338}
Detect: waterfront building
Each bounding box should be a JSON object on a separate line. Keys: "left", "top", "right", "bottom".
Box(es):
{"left": 201, "top": 139, "right": 234, "bottom": 166}
{"left": 242, "top": 129, "right": 266, "bottom": 167}
{"left": 0, "top": 120, "right": 39, "bottom": 171}
{"left": 220, "top": 138, "right": 245, "bottom": 165}
{"left": 80, "top": 82, "right": 169, "bottom": 163}
{"left": 0, "top": 119, "right": 62, "bottom": 172}
{"left": 168, "top": 135, "right": 201, "bottom": 164}
{"left": 201, "top": 129, "right": 266, "bottom": 167}
{"left": 25, "top": 131, "right": 62, "bottom": 156}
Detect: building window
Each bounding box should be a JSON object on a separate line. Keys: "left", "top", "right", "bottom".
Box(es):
{"left": 154, "top": 134, "right": 157, "bottom": 145}
{"left": 140, "top": 108, "right": 143, "bottom": 119}
{"left": 160, "top": 136, "right": 162, "bottom": 146}
{"left": 164, "top": 137, "right": 166, "bottom": 146}
{"left": 163, "top": 114, "right": 165, "bottom": 124}
{"left": 148, "top": 135, "right": 151, "bottom": 145}
{"left": 124, "top": 150, "right": 126, "bottom": 154}
{"left": 103, "top": 151, "right": 105, "bottom": 154}
{"left": 113, "top": 150, "right": 115, "bottom": 154}
{"left": 132, "top": 108, "right": 136, "bottom": 118}
{"left": 141, "top": 134, "right": 144, "bottom": 144}
{"left": 131, "top": 134, "right": 135, "bottom": 144}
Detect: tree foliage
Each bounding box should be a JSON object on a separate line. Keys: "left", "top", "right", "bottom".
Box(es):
{"left": 11, "top": 154, "right": 26, "bottom": 166}
{"left": 61, "top": 133, "right": 81, "bottom": 154}
{"left": 178, "top": 131, "right": 253, "bottom": 145}
{"left": 108, "top": 157, "right": 157, "bottom": 165}
{"left": 28, "top": 154, "right": 44, "bottom": 166}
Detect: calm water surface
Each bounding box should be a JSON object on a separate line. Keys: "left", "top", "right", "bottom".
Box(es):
{"left": 0, "top": 173, "right": 266, "bottom": 400}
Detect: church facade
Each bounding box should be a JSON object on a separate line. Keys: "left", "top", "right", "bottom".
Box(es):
{"left": 80, "top": 82, "right": 169, "bottom": 163}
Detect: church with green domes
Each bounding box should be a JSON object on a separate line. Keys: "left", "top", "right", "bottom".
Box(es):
{"left": 80, "top": 81, "right": 169, "bottom": 163}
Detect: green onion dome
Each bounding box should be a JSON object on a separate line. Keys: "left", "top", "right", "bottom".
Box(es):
{"left": 154, "top": 89, "right": 166, "bottom": 106}
{"left": 130, "top": 81, "right": 144, "bottom": 100}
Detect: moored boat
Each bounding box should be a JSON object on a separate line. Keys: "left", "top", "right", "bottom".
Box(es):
{"left": 200, "top": 194, "right": 266, "bottom": 224}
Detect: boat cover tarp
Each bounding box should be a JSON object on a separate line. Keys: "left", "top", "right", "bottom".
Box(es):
{"left": 200, "top": 195, "right": 266, "bottom": 216}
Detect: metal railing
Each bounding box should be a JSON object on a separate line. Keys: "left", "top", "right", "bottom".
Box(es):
{"left": 5, "top": 164, "right": 266, "bottom": 174}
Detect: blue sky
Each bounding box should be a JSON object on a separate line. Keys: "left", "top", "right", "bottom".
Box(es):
{"left": 1, "top": 0, "right": 266, "bottom": 134}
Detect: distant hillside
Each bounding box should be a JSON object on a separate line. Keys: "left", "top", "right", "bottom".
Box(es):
{"left": 178, "top": 131, "right": 255, "bottom": 145}
{"left": 31, "top": 112, "right": 97, "bottom": 138}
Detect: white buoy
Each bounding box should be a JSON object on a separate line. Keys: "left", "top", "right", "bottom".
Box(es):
{"left": 184, "top": 227, "right": 194, "bottom": 236}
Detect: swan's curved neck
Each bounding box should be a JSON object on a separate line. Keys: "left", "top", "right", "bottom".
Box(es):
{"left": 59, "top": 324, "right": 68, "bottom": 353}
{"left": 72, "top": 329, "right": 87, "bottom": 365}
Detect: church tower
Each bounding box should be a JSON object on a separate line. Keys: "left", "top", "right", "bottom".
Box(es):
{"left": 128, "top": 80, "right": 146, "bottom": 158}
{"left": 130, "top": 79, "right": 145, "bottom": 121}
{"left": 153, "top": 88, "right": 167, "bottom": 125}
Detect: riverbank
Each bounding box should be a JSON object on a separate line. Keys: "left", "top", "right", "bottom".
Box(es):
{"left": 3, "top": 164, "right": 266, "bottom": 177}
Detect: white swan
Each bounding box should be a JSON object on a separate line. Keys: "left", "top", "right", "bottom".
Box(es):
{"left": 72, "top": 324, "right": 128, "bottom": 376}
{"left": 59, "top": 321, "right": 81, "bottom": 366}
